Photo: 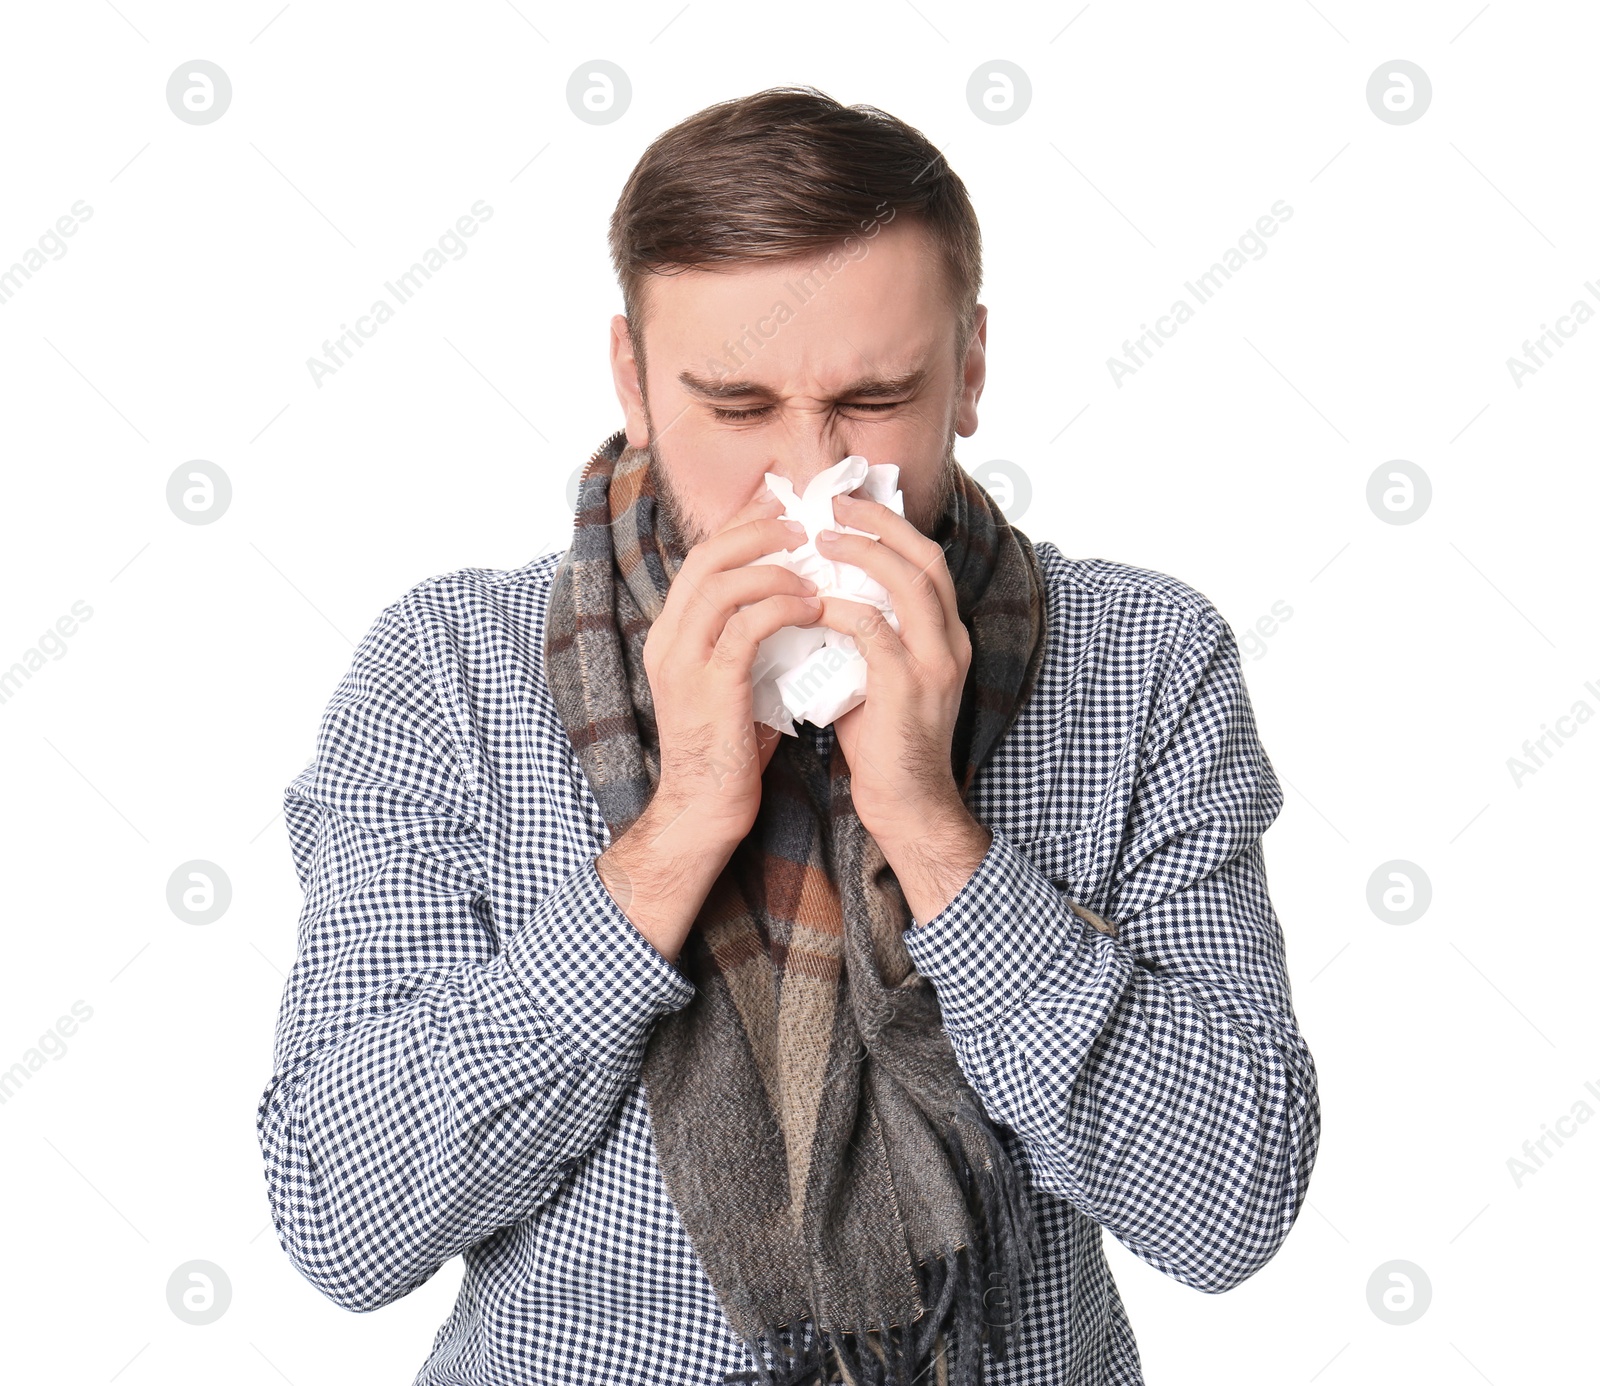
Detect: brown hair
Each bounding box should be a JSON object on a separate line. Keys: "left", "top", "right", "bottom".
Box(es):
{"left": 608, "top": 86, "right": 982, "bottom": 381}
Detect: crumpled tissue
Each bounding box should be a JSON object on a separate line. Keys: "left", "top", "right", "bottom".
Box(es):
{"left": 739, "top": 454, "right": 903, "bottom": 736}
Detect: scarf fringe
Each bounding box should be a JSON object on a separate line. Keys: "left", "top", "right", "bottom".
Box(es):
{"left": 721, "top": 1091, "right": 1043, "bottom": 1386}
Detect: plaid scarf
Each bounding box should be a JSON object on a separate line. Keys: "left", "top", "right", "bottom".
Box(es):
{"left": 544, "top": 430, "right": 1050, "bottom": 1386}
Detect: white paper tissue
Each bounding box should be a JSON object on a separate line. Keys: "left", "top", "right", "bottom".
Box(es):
{"left": 739, "top": 454, "right": 904, "bottom": 736}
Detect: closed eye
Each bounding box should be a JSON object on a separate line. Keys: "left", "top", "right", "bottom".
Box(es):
{"left": 710, "top": 401, "right": 905, "bottom": 422}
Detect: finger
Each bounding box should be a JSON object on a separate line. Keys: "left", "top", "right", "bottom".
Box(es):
{"left": 680, "top": 513, "right": 807, "bottom": 585}
{"left": 666, "top": 562, "right": 820, "bottom": 662}
{"left": 806, "top": 595, "right": 911, "bottom": 681}
{"left": 667, "top": 515, "right": 810, "bottom": 649}
{"left": 718, "top": 486, "right": 786, "bottom": 533}
{"left": 813, "top": 526, "right": 949, "bottom": 665}
{"left": 709, "top": 592, "right": 824, "bottom": 680}
{"left": 831, "top": 491, "right": 963, "bottom": 639}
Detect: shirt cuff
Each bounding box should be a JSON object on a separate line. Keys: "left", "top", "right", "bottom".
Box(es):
{"left": 500, "top": 853, "right": 697, "bottom": 1071}
{"left": 901, "top": 823, "right": 1109, "bottom": 1033}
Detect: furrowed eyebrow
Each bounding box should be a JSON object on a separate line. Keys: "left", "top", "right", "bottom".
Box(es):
{"left": 677, "top": 367, "right": 928, "bottom": 402}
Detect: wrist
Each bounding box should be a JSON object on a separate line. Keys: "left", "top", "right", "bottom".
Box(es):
{"left": 877, "top": 805, "right": 992, "bottom": 929}
{"left": 599, "top": 804, "right": 734, "bottom": 962}
{"left": 871, "top": 795, "right": 984, "bottom": 859}
{"left": 636, "top": 793, "right": 743, "bottom": 877}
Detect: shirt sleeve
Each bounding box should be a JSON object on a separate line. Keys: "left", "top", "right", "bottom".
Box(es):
{"left": 254, "top": 601, "right": 696, "bottom": 1313}
{"left": 901, "top": 599, "right": 1320, "bottom": 1295}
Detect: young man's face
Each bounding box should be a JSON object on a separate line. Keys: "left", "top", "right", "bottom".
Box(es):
{"left": 608, "top": 217, "right": 987, "bottom": 548}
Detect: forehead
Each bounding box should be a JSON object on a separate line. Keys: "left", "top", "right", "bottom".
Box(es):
{"left": 637, "top": 218, "right": 953, "bottom": 381}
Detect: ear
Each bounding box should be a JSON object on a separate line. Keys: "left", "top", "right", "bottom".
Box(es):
{"left": 954, "top": 303, "right": 988, "bottom": 438}
{"left": 609, "top": 314, "right": 650, "bottom": 448}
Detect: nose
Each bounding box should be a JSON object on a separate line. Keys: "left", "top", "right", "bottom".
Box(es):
{"left": 765, "top": 414, "right": 861, "bottom": 499}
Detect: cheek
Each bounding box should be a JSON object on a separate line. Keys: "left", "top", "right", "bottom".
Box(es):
{"left": 658, "top": 428, "right": 779, "bottom": 515}
{"left": 883, "top": 398, "right": 951, "bottom": 445}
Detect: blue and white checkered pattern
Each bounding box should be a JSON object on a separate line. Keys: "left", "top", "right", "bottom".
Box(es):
{"left": 255, "top": 538, "right": 1320, "bottom": 1385}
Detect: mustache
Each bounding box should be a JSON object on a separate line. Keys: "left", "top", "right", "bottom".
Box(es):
{"left": 646, "top": 434, "right": 958, "bottom": 550}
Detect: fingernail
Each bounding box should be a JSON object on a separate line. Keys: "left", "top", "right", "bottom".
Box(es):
{"left": 782, "top": 519, "right": 807, "bottom": 535}
{"left": 801, "top": 595, "right": 822, "bottom": 608}
{"left": 816, "top": 528, "right": 839, "bottom": 543}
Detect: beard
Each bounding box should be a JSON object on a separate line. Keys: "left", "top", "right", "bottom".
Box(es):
{"left": 645, "top": 421, "right": 961, "bottom": 553}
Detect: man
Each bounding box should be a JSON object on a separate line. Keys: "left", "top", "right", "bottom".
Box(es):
{"left": 257, "top": 87, "right": 1319, "bottom": 1386}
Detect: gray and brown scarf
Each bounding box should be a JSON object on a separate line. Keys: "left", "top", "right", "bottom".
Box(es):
{"left": 544, "top": 429, "right": 1051, "bottom": 1386}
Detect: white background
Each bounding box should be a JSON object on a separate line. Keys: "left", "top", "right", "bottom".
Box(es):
{"left": 1, "top": 2, "right": 1595, "bottom": 1382}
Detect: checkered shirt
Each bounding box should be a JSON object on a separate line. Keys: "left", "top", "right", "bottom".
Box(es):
{"left": 255, "top": 538, "right": 1321, "bottom": 1385}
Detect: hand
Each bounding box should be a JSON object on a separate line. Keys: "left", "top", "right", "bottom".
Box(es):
{"left": 809, "top": 490, "right": 975, "bottom": 849}
{"left": 641, "top": 488, "right": 820, "bottom": 855}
